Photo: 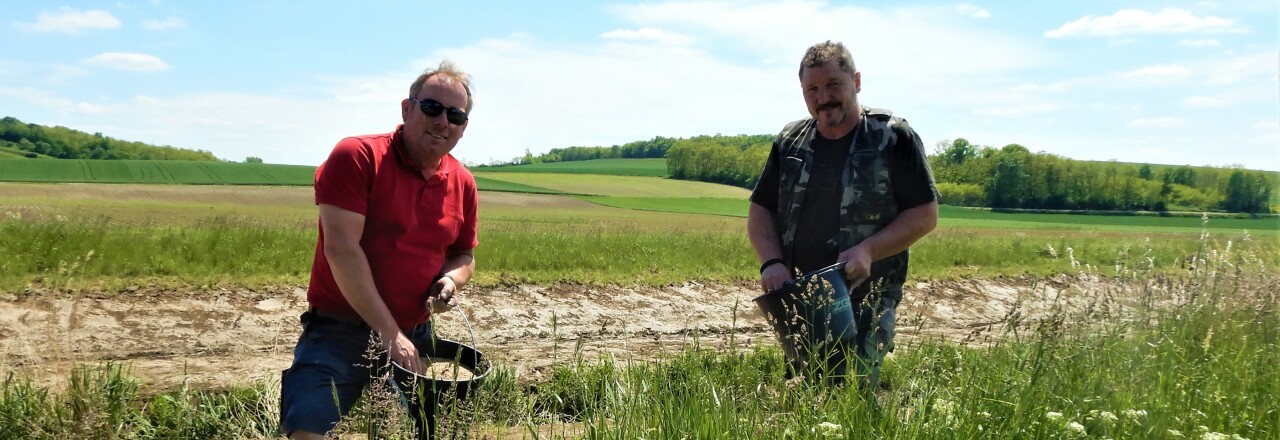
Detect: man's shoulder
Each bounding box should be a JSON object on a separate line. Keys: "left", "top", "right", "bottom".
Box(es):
{"left": 864, "top": 107, "right": 916, "bottom": 133}
{"left": 780, "top": 117, "right": 814, "bottom": 131}
{"left": 444, "top": 155, "right": 477, "bottom": 184}
{"left": 866, "top": 106, "right": 905, "bottom": 124}
{"left": 341, "top": 129, "right": 397, "bottom": 150}
{"left": 777, "top": 118, "right": 815, "bottom": 139}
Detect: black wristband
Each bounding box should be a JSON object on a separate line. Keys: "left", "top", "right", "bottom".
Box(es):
{"left": 759, "top": 258, "right": 786, "bottom": 274}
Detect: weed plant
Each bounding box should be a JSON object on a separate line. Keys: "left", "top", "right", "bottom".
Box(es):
{"left": 5, "top": 212, "right": 1274, "bottom": 291}
{"left": 0, "top": 229, "right": 1274, "bottom": 438}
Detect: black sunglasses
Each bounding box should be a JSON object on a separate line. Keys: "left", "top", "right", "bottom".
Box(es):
{"left": 410, "top": 98, "right": 468, "bottom": 125}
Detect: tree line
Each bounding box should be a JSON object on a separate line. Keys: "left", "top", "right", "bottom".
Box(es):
{"left": 0, "top": 116, "right": 218, "bottom": 161}
{"left": 505, "top": 136, "right": 677, "bottom": 165}
{"left": 494, "top": 130, "right": 1274, "bottom": 213}
{"left": 929, "top": 138, "right": 1274, "bottom": 213}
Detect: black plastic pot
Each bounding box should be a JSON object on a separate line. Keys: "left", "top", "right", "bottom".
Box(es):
{"left": 391, "top": 332, "right": 490, "bottom": 439}
{"left": 752, "top": 262, "right": 856, "bottom": 380}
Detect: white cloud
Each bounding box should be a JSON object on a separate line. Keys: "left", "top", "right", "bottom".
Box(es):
{"left": 83, "top": 52, "right": 170, "bottom": 72}
{"left": 1130, "top": 117, "right": 1184, "bottom": 128}
{"left": 1206, "top": 52, "right": 1278, "bottom": 85}
{"left": 1182, "top": 95, "right": 1238, "bottom": 107}
{"left": 600, "top": 28, "right": 695, "bottom": 46}
{"left": 1117, "top": 65, "right": 1193, "bottom": 81}
{"left": 955, "top": 4, "right": 990, "bottom": 18}
{"left": 1254, "top": 119, "right": 1279, "bottom": 130}
{"left": 142, "top": 17, "right": 186, "bottom": 30}
{"left": 13, "top": 8, "right": 121, "bottom": 33}
{"left": 609, "top": 1, "right": 1047, "bottom": 83}
{"left": 1045, "top": 8, "right": 1246, "bottom": 37}
{"left": 433, "top": 33, "right": 795, "bottom": 164}
{"left": 1178, "top": 38, "right": 1219, "bottom": 47}
{"left": 973, "top": 104, "right": 1058, "bottom": 117}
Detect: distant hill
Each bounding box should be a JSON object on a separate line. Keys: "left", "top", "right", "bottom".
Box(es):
{"left": 0, "top": 116, "right": 219, "bottom": 161}
{"left": 474, "top": 158, "right": 668, "bottom": 177}
{"left": 0, "top": 159, "right": 314, "bottom": 185}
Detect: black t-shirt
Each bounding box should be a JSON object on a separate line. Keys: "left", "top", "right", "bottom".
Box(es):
{"left": 750, "top": 117, "right": 938, "bottom": 276}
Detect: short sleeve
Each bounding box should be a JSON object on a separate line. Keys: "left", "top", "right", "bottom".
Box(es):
{"left": 314, "top": 137, "right": 374, "bottom": 216}
{"left": 889, "top": 120, "right": 939, "bottom": 210}
{"left": 749, "top": 141, "right": 783, "bottom": 212}
{"left": 450, "top": 172, "right": 480, "bottom": 252}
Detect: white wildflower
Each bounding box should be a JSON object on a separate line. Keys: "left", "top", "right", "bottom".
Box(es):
{"left": 1044, "top": 243, "right": 1058, "bottom": 258}
{"left": 1067, "top": 421, "right": 1086, "bottom": 435}
{"left": 1122, "top": 409, "right": 1147, "bottom": 419}
{"left": 1094, "top": 410, "right": 1118, "bottom": 425}
{"left": 1046, "top": 411, "right": 1065, "bottom": 422}
{"left": 1201, "top": 433, "right": 1230, "bottom": 440}
{"left": 812, "top": 422, "right": 841, "bottom": 439}
{"left": 1168, "top": 429, "right": 1183, "bottom": 437}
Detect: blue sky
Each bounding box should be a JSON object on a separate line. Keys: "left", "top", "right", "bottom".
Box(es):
{"left": 2, "top": 1, "right": 1277, "bottom": 171}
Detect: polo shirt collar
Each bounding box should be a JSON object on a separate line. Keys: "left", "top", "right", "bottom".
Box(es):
{"left": 392, "top": 124, "right": 453, "bottom": 179}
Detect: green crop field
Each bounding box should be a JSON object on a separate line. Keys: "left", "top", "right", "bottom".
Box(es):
{"left": 474, "top": 158, "right": 668, "bottom": 176}
{"left": 0, "top": 158, "right": 315, "bottom": 185}
{"left": 938, "top": 205, "right": 1279, "bottom": 233}
{"left": 475, "top": 171, "right": 750, "bottom": 198}
{"left": 1, "top": 162, "right": 1277, "bottom": 439}
{"left": 578, "top": 196, "right": 747, "bottom": 217}
{"left": 472, "top": 176, "right": 565, "bottom": 194}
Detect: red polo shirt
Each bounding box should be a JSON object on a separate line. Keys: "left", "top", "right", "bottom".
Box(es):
{"left": 307, "top": 125, "right": 479, "bottom": 330}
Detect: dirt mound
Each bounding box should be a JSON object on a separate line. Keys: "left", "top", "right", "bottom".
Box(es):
{"left": 0, "top": 276, "right": 1105, "bottom": 393}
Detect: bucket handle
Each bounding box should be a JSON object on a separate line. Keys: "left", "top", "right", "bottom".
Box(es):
{"left": 423, "top": 303, "right": 480, "bottom": 360}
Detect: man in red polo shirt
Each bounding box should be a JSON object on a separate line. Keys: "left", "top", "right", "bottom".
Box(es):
{"left": 280, "top": 60, "right": 479, "bottom": 440}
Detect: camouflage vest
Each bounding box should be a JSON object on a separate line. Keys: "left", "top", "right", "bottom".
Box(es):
{"left": 774, "top": 107, "right": 908, "bottom": 299}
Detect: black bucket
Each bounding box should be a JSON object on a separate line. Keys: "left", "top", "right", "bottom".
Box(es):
{"left": 752, "top": 262, "right": 856, "bottom": 380}
{"left": 391, "top": 337, "right": 491, "bottom": 402}
{"left": 391, "top": 310, "right": 490, "bottom": 439}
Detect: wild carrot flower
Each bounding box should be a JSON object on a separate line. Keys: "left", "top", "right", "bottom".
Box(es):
{"left": 812, "top": 422, "right": 842, "bottom": 438}
{"left": 1067, "top": 421, "right": 1086, "bottom": 435}
{"left": 1121, "top": 409, "right": 1147, "bottom": 420}
{"left": 1089, "top": 409, "right": 1118, "bottom": 425}
{"left": 1046, "top": 411, "right": 1065, "bottom": 422}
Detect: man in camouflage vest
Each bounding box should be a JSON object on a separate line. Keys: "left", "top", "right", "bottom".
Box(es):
{"left": 748, "top": 40, "right": 939, "bottom": 389}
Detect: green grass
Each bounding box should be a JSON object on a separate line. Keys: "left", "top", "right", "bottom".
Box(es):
{"left": 3, "top": 210, "right": 1277, "bottom": 291}
{"left": 473, "top": 176, "right": 565, "bottom": 194}
{"left": 0, "top": 145, "right": 40, "bottom": 159}
{"left": 578, "top": 196, "right": 748, "bottom": 217}
{"left": 0, "top": 158, "right": 315, "bottom": 185}
{"left": 4, "top": 241, "right": 1274, "bottom": 439}
{"left": 474, "top": 172, "right": 750, "bottom": 198}
{"left": 475, "top": 158, "right": 669, "bottom": 177}
{"left": 941, "top": 205, "right": 1280, "bottom": 232}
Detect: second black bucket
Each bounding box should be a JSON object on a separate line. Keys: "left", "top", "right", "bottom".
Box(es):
{"left": 753, "top": 262, "right": 856, "bottom": 380}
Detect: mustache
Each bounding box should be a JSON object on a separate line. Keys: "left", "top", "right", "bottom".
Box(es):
{"left": 818, "top": 102, "right": 842, "bottom": 111}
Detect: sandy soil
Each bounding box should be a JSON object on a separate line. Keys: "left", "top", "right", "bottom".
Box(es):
{"left": 0, "top": 275, "right": 1106, "bottom": 394}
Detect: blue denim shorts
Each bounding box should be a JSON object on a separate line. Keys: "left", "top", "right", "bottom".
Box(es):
{"left": 278, "top": 310, "right": 432, "bottom": 436}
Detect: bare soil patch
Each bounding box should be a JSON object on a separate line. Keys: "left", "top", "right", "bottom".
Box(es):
{"left": 0, "top": 276, "right": 1100, "bottom": 393}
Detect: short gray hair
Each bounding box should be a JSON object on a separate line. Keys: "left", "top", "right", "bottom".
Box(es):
{"left": 409, "top": 60, "right": 474, "bottom": 113}
{"left": 799, "top": 41, "right": 856, "bottom": 78}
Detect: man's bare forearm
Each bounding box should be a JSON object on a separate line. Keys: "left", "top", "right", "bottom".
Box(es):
{"left": 437, "top": 250, "right": 475, "bottom": 288}
{"left": 853, "top": 200, "right": 938, "bottom": 260}
{"left": 747, "top": 202, "right": 784, "bottom": 264}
